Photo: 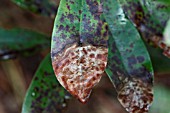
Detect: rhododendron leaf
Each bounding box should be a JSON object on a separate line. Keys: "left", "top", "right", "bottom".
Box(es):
{"left": 103, "top": 0, "right": 154, "bottom": 112}
{"left": 51, "top": 0, "right": 108, "bottom": 103}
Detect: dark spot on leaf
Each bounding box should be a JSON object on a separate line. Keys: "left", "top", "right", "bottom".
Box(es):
{"left": 137, "top": 56, "right": 145, "bottom": 63}
{"left": 128, "top": 55, "right": 137, "bottom": 65}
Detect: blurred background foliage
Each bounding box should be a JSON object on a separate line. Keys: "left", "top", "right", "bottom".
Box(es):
{"left": 0, "top": 0, "right": 170, "bottom": 113}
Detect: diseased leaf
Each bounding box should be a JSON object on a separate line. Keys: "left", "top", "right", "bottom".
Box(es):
{"left": 11, "top": 0, "right": 59, "bottom": 18}
{"left": 103, "top": 0, "right": 154, "bottom": 113}
{"left": 118, "top": 0, "right": 170, "bottom": 58}
{"left": 22, "top": 54, "right": 71, "bottom": 113}
{"left": 79, "top": 0, "right": 108, "bottom": 47}
{"left": 0, "top": 28, "right": 50, "bottom": 60}
{"left": 51, "top": 0, "right": 108, "bottom": 103}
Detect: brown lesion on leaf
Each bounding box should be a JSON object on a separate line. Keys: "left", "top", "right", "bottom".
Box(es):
{"left": 52, "top": 43, "right": 108, "bottom": 103}
{"left": 148, "top": 35, "right": 170, "bottom": 58}
{"left": 118, "top": 78, "right": 153, "bottom": 113}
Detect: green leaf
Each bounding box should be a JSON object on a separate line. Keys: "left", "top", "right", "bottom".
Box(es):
{"left": 117, "top": 0, "right": 170, "bottom": 57}
{"left": 103, "top": 0, "right": 154, "bottom": 112}
{"left": 0, "top": 28, "right": 50, "bottom": 60}
{"left": 11, "top": 0, "right": 58, "bottom": 18}
{"left": 22, "top": 54, "right": 71, "bottom": 113}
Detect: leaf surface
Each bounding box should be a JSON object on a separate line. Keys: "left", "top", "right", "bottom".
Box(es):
{"left": 103, "top": 0, "right": 154, "bottom": 112}
{"left": 51, "top": 0, "right": 108, "bottom": 103}
{"left": 22, "top": 54, "right": 71, "bottom": 113}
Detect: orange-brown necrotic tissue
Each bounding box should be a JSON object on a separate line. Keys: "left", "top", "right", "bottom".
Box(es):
{"left": 52, "top": 44, "right": 108, "bottom": 103}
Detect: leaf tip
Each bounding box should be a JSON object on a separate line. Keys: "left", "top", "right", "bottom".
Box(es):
{"left": 118, "top": 78, "right": 153, "bottom": 113}
{"left": 52, "top": 44, "right": 108, "bottom": 103}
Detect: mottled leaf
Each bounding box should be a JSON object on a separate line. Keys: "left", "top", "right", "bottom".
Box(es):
{"left": 0, "top": 28, "right": 50, "bottom": 60}
{"left": 103, "top": 0, "right": 154, "bottom": 113}
{"left": 79, "top": 0, "right": 108, "bottom": 47}
{"left": 118, "top": 0, "right": 170, "bottom": 58}
{"left": 22, "top": 54, "right": 71, "bottom": 113}
{"left": 11, "top": 0, "right": 59, "bottom": 18}
{"left": 51, "top": 0, "right": 108, "bottom": 103}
